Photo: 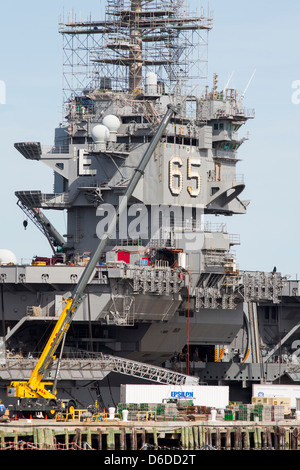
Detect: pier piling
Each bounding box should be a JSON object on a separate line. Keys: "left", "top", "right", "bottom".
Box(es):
{"left": 0, "top": 420, "right": 299, "bottom": 450}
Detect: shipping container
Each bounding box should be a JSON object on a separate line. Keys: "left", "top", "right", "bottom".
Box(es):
{"left": 120, "top": 384, "right": 229, "bottom": 409}
{"left": 252, "top": 384, "right": 300, "bottom": 409}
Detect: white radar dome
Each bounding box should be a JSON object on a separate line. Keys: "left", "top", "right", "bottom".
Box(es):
{"left": 0, "top": 249, "right": 17, "bottom": 266}
{"left": 145, "top": 72, "right": 157, "bottom": 85}
{"left": 145, "top": 72, "right": 158, "bottom": 95}
{"left": 102, "top": 114, "right": 121, "bottom": 133}
{"left": 91, "top": 124, "right": 110, "bottom": 143}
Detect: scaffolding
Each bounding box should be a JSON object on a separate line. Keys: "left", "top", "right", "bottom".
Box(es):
{"left": 59, "top": 0, "right": 212, "bottom": 105}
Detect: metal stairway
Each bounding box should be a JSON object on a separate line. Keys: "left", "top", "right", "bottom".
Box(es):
{"left": 15, "top": 192, "right": 65, "bottom": 251}
{"left": 100, "top": 353, "right": 199, "bottom": 385}
{"left": 1, "top": 353, "right": 199, "bottom": 386}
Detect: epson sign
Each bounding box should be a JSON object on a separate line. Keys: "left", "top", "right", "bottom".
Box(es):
{"left": 171, "top": 391, "right": 194, "bottom": 398}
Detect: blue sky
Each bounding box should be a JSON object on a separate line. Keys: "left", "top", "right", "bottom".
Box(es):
{"left": 207, "top": 0, "right": 300, "bottom": 278}
{"left": 0, "top": 0, "right": 299, "bottom": 278}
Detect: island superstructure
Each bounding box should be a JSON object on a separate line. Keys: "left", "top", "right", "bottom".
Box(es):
{"left": 0, "top": 0, "right": 299, "bottom": 407}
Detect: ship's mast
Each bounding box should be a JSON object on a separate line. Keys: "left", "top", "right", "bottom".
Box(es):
{"left": 129, "top": 0, "right": 143, "bottom": 92}
{"left": 59, "top": 0, "right": 212, "bottom": 102}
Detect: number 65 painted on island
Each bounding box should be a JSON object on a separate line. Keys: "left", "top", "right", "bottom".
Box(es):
{"left": 169, "top": 156, "right": 201, "bottom": 197}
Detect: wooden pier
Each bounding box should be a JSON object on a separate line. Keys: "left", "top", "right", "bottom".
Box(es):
{"left": 0, "top": 418, "right": 300, "bottom": 450}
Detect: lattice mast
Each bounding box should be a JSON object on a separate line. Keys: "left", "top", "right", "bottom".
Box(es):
{"left": 59, "top": 0, "right": 212, "bottom": 104}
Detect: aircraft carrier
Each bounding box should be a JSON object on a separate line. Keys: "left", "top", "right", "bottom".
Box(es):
{"left": 0, "top": 0, "right": 299, "bottom": 408}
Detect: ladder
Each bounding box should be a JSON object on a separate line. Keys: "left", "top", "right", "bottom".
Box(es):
{"left": 100, "top": 353, "right": 199, "bottom": 385}
{"left": 142, "top": 100, "right": 160, "bottom": 126}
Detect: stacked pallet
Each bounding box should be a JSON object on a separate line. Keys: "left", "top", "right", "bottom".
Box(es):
{"left": 225, "top": 405, "right": 237, "bottom": 421}
{"left": 273, "top": 405, "right": 285, "bottom": 421}
{"left": 253, "top": 404, "right": 272, "bottom": 421}
{"left": 229, "top": 403, "right": 285, "bottom": 422}
{"left": 117, "top": 401, "right": 287, "bottom": 422}
{"left": 252, "top": 396, "right": 290, "bottom": 415}
{"left": 117, "top": 402, "right": 179, "bottom": 420}
{"left": 176, "top": 400, "right": 194, "bottom": 409}
{"left": 224, "top": 408, "right": 234, "bottom": 421}
{"left": 117, "top": 403, "right": 139, "bottom": 420}
{"left": 236, "top": 404, "right": 250, "bottom": 421}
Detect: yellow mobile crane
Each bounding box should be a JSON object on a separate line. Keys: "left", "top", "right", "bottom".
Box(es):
{"left": 8, "top": 297, "right": 77, "bottom": 418}
{"left": 7, "top": 105, "right": 176, "bottom": 418}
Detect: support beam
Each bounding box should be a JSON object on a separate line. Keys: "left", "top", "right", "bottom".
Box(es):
{"left": 263, "top": 322, "right": 300, "bottom": 363}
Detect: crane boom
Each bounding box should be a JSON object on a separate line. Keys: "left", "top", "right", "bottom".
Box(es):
{"left": 8, "top": 104, "right": 177, "bottom": 401}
